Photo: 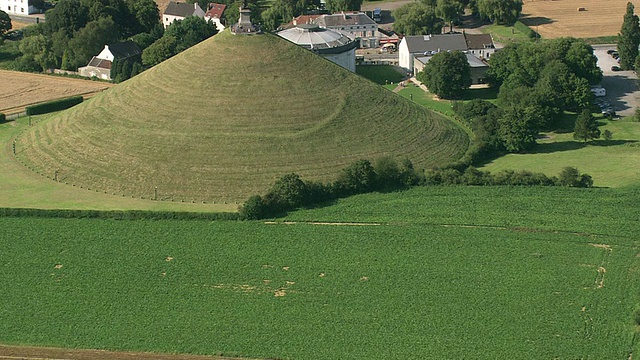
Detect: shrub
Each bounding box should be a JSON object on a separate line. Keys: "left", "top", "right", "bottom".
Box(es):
{"left": 239, "top": 195, "right": 267, "bottom": 220}
{"left": 0, "top": 113, "right": 5, "bottom": 123}
{"left": 603, "top": 129, "right": 613, "bottom": 141}
{"left": 334, "top": 159, "right": 377, "bottom": 196}
{"left": 26, "top": 95, "right": 83, "bottom": 115}
{"left": 514, "top": 21, "right": 537, "bottom": 39}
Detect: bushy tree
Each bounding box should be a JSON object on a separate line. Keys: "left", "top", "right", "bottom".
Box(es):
{"left": 164, "top": 16, "right": 217, "bottom": 52}
{"left": 18, "top": 34, "right": 57, "bottom": 71}
{"left": 44, "top": 0, "right": 90, "bottom": 35}
{"left": 436, "top": 0, "right": 464, "bottom": 32}
{"left": 0, "top": 10, "right": 11, "bottom": 38}
{"left": 417, "top": 50, "right": 471, "bottom": 99}
{"left": 334, "top": 159, "right": 377, "bottom": 195}
{"left": 127, "top": 0, "right": 161, "bottom": 34}
{"left": 618, "top": 2, "right": 640, "bottom": 70}
{"left": 477, "top": 0, "right": 522, "bottom": 25}
{"left": 393, "top": 2, "right": 443, "bottom": 35}
{"left": 573, "top": 109, "right": 600, "bottom": 143}
{"left": 239, "top": 195, "right": 268, "bottom": 220}
{"left": 65, "top": 17, "right": 120, "bottom": 70}
{"left": 142, "top": 35, "right": 177, "bottom": 66}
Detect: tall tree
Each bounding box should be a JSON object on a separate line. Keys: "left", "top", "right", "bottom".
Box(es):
{"left": 325, "top": 0, "right": 362, "bottom": 12}
{"left": 65, "top": 17, "right": 120, "bottom": 70}
{"left": 618, "top": 2, "right": 640, "bottom": 70}
{"left": 0, "top": 10, "right": 11, "bottom": 38}
{"left": 18, "top": 34, "right": 57, "bottom": 70}
{"left": 436, "top": 0, "right": 463, "bottom": 32}
{"left": 417, "top": 50, "right": 471, "bottom": 99}
{"left": 573, "top": 109, "right": 600, "bottom": 142}
{"left": 477, "top": 0, "right": 522, "bottom": 25}
{"left": 393, "top": 2, "right": 443, "bottom": 35}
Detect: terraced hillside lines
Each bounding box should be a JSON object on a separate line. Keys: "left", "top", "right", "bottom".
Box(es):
{"left": 0, "top": 70, "right": 112, "bottom": 114}
{"left": 521, "top": 0, "right": 629, "bottom": 39}
{"left": 17, "top": 31, "right": 469, "bottom": 202}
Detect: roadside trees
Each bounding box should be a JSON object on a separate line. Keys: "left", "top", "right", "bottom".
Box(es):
{"left": 618, "top": 2, "right": 640, "bottom": 70}
{"left": 417, "top": 50, "right": 471, "bottom": 99}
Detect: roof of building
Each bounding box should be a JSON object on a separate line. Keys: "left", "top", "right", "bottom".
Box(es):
{"left": 205, "top": 3, "right": 226, "bottom": 19}
{"left": 164, "top": 1, "right": 201, "bottom": 17}
{"left": 464, "top": 33, "right": 494, "bottom": 50}
{"left": 87, "top": 56, "right": 112, "bottom": 69}
{"left": 279, "top": 14, "right": 322, "bottom": 30}
{"left": 277, "top": 24, "right": 357, "bottom": 54}
{"left": 107, "top": 41, "right": 142, "bottom": 59}
{"left": 415, "top": 53, "right": 488, "bottom": 68}
{"left": 314, "top": 12, "right": 376, "bottom": 28}
{"left": 403, "top": 34, "right": 467, "bottom": 54}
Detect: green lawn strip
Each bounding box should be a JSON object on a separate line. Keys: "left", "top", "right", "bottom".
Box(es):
{"left": 582, "top": 36, "right": 619, "bottom": 45}
{"left": 481, "top": 119, "right": 640, "bottom": 188}
{"left": 0, "top": 216, "right": 637, "bottom": 359}
{"left": 356, "top": 65, "right": 406, "bottom": 85}
{"left": 395, "top": 85, "right": 455, "bottom": 117}
{"left": 0, "top": 117, "right": 238, "bottom": 212}
{"left": 482, "top": 24, "right": 533, "bottom": 44}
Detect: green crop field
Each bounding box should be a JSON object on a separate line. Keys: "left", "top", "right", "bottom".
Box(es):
{"left": 1, "top": 186, "right": 638, "bottom": 359}
{"left": 481, "top": 118, "right": 640, "bottom": 188}
{"left": 15, "top": 31, "right": 469, "bottom": 204}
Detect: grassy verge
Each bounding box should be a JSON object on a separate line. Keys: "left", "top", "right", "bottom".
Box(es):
{"left": 582, "top": 36, "right": 619, "bottom": 45}
{"left": 481, "top": 117, "right": 640, "bottom": 188}
{"left": 482, "top": 23, "right": 535, "bottom": 44}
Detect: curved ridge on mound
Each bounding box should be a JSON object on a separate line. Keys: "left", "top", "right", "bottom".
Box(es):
{"left": 17, "top": 31, "right": 469, "bottom": 202}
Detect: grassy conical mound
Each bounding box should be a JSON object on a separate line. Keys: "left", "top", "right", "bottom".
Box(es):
{"left": 18, "top": 31, "right": 469, "bottom": 202}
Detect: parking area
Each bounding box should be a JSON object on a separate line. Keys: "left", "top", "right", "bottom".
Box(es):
{"left": 593, "top": 45, "right": 639, "bottom": 117}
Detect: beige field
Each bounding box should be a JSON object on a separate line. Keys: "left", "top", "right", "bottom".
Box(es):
{"left": 0, "top": 70, "right": 113, "bottom": 114}
{"left": 521, "top": 0, "right": 628, "bottom": 39}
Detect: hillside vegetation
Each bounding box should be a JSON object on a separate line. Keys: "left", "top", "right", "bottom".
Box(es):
{"left": 15, "top": 31, "right": 468, "bottom": 203}
{"left": 0, "top": 186, "right": 638, "bottom": 359}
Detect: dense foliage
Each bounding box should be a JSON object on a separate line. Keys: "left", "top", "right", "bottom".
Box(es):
{"left": 25, "top": 95, "right": 83, "bottom": 115}
{"left": 393, "top": 2, "right": 444, "bottom": 35}
{"left": 618, "top": 2, "right": 640, "bottom": 70}
{"left": 0, "top": 10, "right": 11, "bottom": 38}
{"left": 476, "top": 0, "right": 522, "bottom": 25}
{"left": 325, "top": 0, "right": 363, "bottom": 13}
{"left": 573, "top": 109, "right": 601, "bottom": 142}
{"left": 416, "top": 50, "right": 471, "bottom": 99}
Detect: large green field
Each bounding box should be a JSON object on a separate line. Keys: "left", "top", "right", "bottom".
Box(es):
{"left": 1, "top": 186, "right": 638, "bottom": 359}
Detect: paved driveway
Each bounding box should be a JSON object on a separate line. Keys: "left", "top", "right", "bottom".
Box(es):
{"left": 593, "top": 45, "right": 639, "bottom": 117}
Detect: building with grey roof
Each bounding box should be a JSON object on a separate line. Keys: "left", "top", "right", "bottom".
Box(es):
{"left": 163, "top": 1, "right": 206, "bottom": 29}
{"left": 78, "top": 41, "right": 142, "bottom": 80}
{"left": 464, "top": 33, "right": 496, "bottom": 60}
{"left": 312, "top": 12, "right": 378, "bottom": 48}
{"left": 399, "top": 34, "right": 468, "bottom": 71}
{"left": 414, "top": 53, "right": 489, "bottom": 84}
{"left": 277, "top": 24, "right": 358, "bottom": 71}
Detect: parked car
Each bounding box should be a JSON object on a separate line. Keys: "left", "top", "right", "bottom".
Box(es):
{"left": 607, "top": 49, "right": 616, "bottom": 54}
{"left": 611, "top": 65, "right": 622, "bottom": 71}
{"left": 612, "top": 52, "right": 620, "bottom": 59}
{"left": 602, "top": 107, "right": 616, "bottom": 117}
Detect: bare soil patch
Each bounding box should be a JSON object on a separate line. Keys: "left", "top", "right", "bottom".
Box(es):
{"left": 0, "top": 344, "right": 255, "bottom": 360}
{"left": 521, "top": 0, "right": 629, "bottom": 39}
{"left": 0, "top": 70, "right": 112, "bottom": 113}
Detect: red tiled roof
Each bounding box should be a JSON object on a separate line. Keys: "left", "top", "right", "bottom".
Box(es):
{"left": 205, "top": 3, "right": 226, "bottom": 19}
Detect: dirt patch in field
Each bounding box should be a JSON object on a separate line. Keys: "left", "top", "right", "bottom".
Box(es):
{"left": 264, "top": 221, "right": 382, "bottom": 226}
{"left": 521, "top": 0, "right": 629, "bottom": 39}
{"left": 0, "top": 344, "right": 257, "bottom": 360}
{"left": 0, "top": 70, "right": 112, "bottom": 113}
{"left": 589, "top": 243, "right": 612, "bottom": 251}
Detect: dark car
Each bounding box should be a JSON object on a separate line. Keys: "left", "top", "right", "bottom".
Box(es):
{"left": 612, "top": 52, "right": 620, "bottom": 59}
{"left": 611, "top": 65, "right": 622, "bottom": 71}
{"left": 607, "top": 49, "right": 616, "bottom": 54}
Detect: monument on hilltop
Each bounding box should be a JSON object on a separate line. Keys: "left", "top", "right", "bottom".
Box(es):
{"left": 231, "top": 1, "right": 260, "bottom": 34}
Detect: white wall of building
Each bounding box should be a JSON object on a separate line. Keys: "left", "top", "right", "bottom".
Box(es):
{"left": 1, "top": 0, "right": 35, "bottom": 15}
{"left": 398, "top": 38, "right": 412, "bottom": 70}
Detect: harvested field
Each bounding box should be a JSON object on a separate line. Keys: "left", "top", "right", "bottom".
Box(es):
{"left": 521, "top": 0, "right": 628, "bottom": 39}
{"left": 0, "top": 70, "right": 112, "bottom": 114}
{"left": 0, "top": 344, "right": 252, "bottom": 360}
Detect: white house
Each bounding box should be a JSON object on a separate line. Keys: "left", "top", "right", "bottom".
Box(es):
{"left": 1, "top": 0, "right": 37, "bottom": 15}
{"left": 204, "top": 3, "right": 226, "bottom": 32}
{"left": 464, "top": 33, "right": 496, "bottom": 60}
{"left": 78, "top": 41, "right": 142, "bottom": 80}
{"left": 162, "top": 1, "right": 206, "bottom": 29}
{"left": 399, "top": 34, "right": 468, "bottom": 73}
{"left": 313, "top": 12, "right": 378, "bottom": 48}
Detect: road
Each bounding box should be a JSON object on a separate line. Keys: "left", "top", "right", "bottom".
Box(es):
{"left": 592, "top": 44, "right": 639, "bottom": 117}
{"left": 7, "top": 13, "right": 44, "bottom": 25}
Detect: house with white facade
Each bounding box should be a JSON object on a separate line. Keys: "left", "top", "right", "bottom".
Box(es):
{"left": 313, "top": 12, "right": 378, "bottom": 48}
{"left": 78, "top": 41, "right": 142, "bottom": 80}
{"left": 464, "top": 33, "right": 496, "bottom": 60}
{"left": 162, "top": 1, "right": 206, "bottom": 29}
{"left": 1, "top": 0, "right": 37, "bottom": 15}
{"left": 204, "top": 3, "right": 226, "bottom": 31}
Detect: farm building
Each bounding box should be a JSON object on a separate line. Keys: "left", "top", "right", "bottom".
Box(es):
{"left": 1, "top": 0, "right": 37, "bottom": 14}
{"left": 78, "top": 41, "right": 142, "bottom": 81}
{"left": 162, "top": 1, "right": 206, "bottom": 29}
{"left": 414, "top": 53, "right": 489, "bottom": 84}
{"left": 313, "top": 12, "right": 378, "bottom": 48}
{"left": 204, "top": 3, "right": 226, "bottom": 32}
{"left": 277, "top": 24, "right": 358, "bottom": 72}
{"left": 399, "top": 33, "right": 496, "bottom": 75}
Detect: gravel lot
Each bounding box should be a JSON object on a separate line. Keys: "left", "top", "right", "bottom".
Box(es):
{"left": 592, "top": 45, "right": 639, "bottom": 117}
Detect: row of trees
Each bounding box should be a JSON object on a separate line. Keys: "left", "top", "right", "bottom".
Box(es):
{"left": 393, "top": 0, "right": 523, "bottom": 36}
{"left": 240, "top": 157, "right": 594, "bottom": 219}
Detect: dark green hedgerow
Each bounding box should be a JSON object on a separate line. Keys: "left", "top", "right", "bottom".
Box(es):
{"left": 0, "top": 208, "right": 239, "bottom": 220}
{"left": 25, "top": 96, "right": 83, "bottom": 116}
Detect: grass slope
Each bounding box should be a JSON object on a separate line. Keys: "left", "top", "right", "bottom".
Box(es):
{"left": 16, "top": 31, "right": 469, "bottom": 203}
{"left": 0, "top": 186, "right": 638, "bottom": 359}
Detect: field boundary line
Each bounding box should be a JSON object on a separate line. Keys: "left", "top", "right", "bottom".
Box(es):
{"left": 265, "top": 221, "right": 383, "bottom": 226}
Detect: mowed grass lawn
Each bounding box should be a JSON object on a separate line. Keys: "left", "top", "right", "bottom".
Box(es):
{"left": 0, "top": 117, "right": 238, "bottom": 212}
{"left": 481, "top": 118, "right": 640, "bottom": 188}
{"left": 0, "top": 186, "right": 638, "bottom": 359}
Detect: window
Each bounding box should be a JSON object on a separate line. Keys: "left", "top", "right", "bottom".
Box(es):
{"left": 21, "top": 7, "right": 23, "bottom": 12}
{"left": 7, "top": 6, "right": 10, "bottom": 10}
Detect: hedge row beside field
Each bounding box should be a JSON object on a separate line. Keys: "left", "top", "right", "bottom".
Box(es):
{"left": 0, "top": 208, "right": 239, "bottom": 220}
{"left": 514, "top": 21, "right": 538, "bottom": 39}
{"left": 25, "top": 96, "right": 84, "bottom": 116}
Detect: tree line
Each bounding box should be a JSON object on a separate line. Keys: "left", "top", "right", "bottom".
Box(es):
{"left": 240, "top": 157, "right": 594, "bottom": 219}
